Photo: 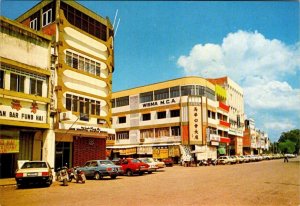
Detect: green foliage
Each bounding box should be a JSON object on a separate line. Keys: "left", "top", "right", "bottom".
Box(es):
{"left": 278, "top": 140, "right": 296, "bottom": 154}
{"left": 278, "top": 129, "right": 300, "bottom": 154}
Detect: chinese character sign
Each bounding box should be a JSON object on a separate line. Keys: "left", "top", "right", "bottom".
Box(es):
{"left": 189, "top": 106, "right": 202, "bottom": 144}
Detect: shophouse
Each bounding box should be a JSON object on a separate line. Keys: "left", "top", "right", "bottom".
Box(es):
{"left": 109, "top": 77, "right": 230, "bottom": 162}
{"left": 0, "top": 17, "right": 52, "bottom": 177}
{"left": 208, "top": 77, "right": 245, "bottom": 155}
{"left": 243, "top": 118, "right": 257, "bottom": 154}
{"left": 15, "top": 0, "right": 115, "bottom": 169}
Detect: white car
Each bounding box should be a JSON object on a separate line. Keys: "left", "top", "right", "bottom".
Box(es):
{"left": 217, "top": 156, "right": 231, "bottom": 165}
{"left": 15, "top": 161, "right": 53, "bottom": 188}
{"left": 153, "top": 158, "right": 166, "bottom": 169}
{"left": 138, "top": 158, "right": 159, "bottom": 173}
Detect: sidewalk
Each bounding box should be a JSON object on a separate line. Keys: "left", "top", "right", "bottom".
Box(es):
{"left": 0, "top": 178, "right": 16, "bottom": 186}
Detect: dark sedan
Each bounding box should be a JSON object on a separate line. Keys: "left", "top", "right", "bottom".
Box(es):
{"left": 77, "top": 160, "right": 123, "bottom": 180}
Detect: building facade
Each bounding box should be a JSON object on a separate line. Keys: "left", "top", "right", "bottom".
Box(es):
{"left": 0, "top": 16, "right": 53, "bottom": 177}
{"left": 109, "top": 77, "right": 231, "bottom": 162}
{"left": 243, "top": 118, "right": 269, "bottom": 155}
{"left": 14, "top": 0, "right": 114, "bottom": 169}
{"left": 208, "top": 77, "right": 245, "bottom": 155}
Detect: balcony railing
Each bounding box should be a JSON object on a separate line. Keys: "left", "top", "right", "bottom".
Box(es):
{"left": 219, "top": 120, "right": 230, "bottom": 127}
{"left": 143, "top": 136, "right": 181, "bottom": 144}
{"left": 219, "top": 101, "right": 230, "bottom": 112}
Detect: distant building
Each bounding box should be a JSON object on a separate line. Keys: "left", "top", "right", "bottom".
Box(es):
{"left": 208, "top": 77, "right": 245, "bottom": 155}
{"left": 109, "top": 76, "right": 231, "bottom": 162}
{"left": 11, "top": 0, "right": 114, "bottom": 169}
{"left": 0, "top": 16, "right": 52, "bottom": 177}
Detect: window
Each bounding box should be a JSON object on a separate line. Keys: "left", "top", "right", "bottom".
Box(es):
{"left": 10, "top": 73, "right": 25, "bottom": 92}
{"left": 181, "top": 85, "right": 194, "bottom": 96}
{"left": 140, "top": 129, "right": 154, "bottom": 139}
{"left": 116, "top": 96, "right": 129, "bottom": 107}
{"left": 42, "top": 9, "right": 52, "bottom": 27}
{"left": 90, "top": 100, "right": 96, "bottom": 115}
{"left": 212, "top": 112, "right": 216, "bottom": 119}
{"left": 65, "top": 50, "right": 102, "bottom": 77}
{"left": 118, "top": 116, "right": 126, "bottom": 124}
{"left": 170, "top": 86, "right": 180, "bottom": 98}
{"left": 155, "top": 127, "right": 169, "bottom": 137}
{"left": 61, "top": 2, "right": 107, "bottom": 41}
{"left": 140, "top": 91, "right": 153, "bottom": 103}
{"left": 30, "top": 78, "right": 43, "bottom": 96}
{"left": 170, "top": 109, "right": 180, "bottom": 118}
{"left": 116, "top": 131, "right": 129, "bottom": 140}
{"left": 171, "top": 126, "right": 181, "bottom": 136}
{"left": 0, "top": 70, "right": 4, "bottom": 89}
{"left": 205, "top": 87, "right": 216, "bottom": 100}
{"left": 195, "top": 85, "right": 205, "bottom": 96}
{"left": 142, "top": 113, "right": 151, "bottom": 121}
{"left": 66, "top": 94, "right": 72, "bottom": 110}
{"left": 154, "top": 88, "right": 169, "bottom": 100}
{"left": 111, "top": 99, "right": 116, "bottom": 108}
{"left": 73, "top": 96, "right": 78, "bottom": 112}
{"left": 30, "top": 18, "right": 38, "bottom": 30}
{"left": 157, "top": 111, "right": 166, "bottom": 119}
{"left": 96, "top": 101, "right": 101, "bottom": 115}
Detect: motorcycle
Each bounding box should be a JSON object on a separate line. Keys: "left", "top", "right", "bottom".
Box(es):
{"left": 67, "top": 167, "right": 76, "bottom": 182}
{"left": 56, "top": 166, "right": 69, "bottom": 186}
{"left": 211, "top": 159, "right": 218, "bottom": 166}
{"left": 74, "top": 167, "right": 86, "bottom": 183}
{"left": 198, "top": 159, "right": 208, "bottom": 166}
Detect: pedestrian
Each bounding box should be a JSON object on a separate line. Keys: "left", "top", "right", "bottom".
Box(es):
{"left": 284, "top": 154, "right": 289, "bottom": 163}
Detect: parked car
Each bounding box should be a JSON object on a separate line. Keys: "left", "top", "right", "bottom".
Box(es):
{"left": 115, "top": 158, "right": 150, "bottom": 176}
{"left": 15, "top": 161, "right": 53, "bottom": 188}
{"left": 229, "top": 156, "right": 237, "bottom": 164}
{"left": 217, "top": 156, "right": 231, "bottom": 165}
{"left": 77, "top": 160, "right": 123, "bottom": 180}
{"left": 231, "top": 155, "right": 243, "bottom": 164}
{"left": 161, "top": 158, "right": 174, "bottom": 167}
{"left": 153, "top": 159, "right": 166, "bottom": 168}
{"left": 138, "top": 158, "right": 158, "bottom": 173}
{"left": 239, "top": 155, "right": 250, "bottom": 163}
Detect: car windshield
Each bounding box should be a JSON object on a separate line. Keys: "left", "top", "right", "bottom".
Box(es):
{"left": 21, "top": 162, "right": 47, "bottom": 169}
{"left": 131, "top": 159, "right": 141, "bottom": 163}
{"left": 99, "top": 160, "right": 114, "bottom": 165}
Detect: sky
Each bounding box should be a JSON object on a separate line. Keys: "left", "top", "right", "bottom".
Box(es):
{"left": 1, "top": 1, "right": 299, "bottom": 142}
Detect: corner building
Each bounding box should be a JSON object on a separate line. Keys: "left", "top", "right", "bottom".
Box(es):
{"left": 15, "top": 0, "right": 115, "bottom": 169}
{"left": 109, "top": 77, "right": 231, "bottom": 162}
{"left": 0, "top": 17, "right": 52, "bottom": 177}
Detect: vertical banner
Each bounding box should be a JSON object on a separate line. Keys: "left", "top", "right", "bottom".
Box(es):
{"left": 189, "top": 104, "right": 202, "bottom": 145}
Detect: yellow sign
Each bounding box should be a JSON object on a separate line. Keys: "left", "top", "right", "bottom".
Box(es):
{"left": 0, "top": 136, "right": 19, "bottom": 153}
{"left": 119, "top": 148, "right": 137, "bottom": 155}
{"left": 153, "top": 147, "right": 168, "bottom": 159}
{"left": 169, "top": 146, "right": 180, "bottom": 157}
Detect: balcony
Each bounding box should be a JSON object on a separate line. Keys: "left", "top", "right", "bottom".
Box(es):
{"left": 219, "top": 102, "right": 230, "bottom": 112}
{"left": 219, "top": 120, "right": 230, "bottom": 128}
{"left": 143, "top": 136, "right": 181, "bottom": 144}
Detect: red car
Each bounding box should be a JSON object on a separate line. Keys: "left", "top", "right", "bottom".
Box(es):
{"left": 162, "top": 158, "right": 174, "bottom": 167}
{"left": 115, "top": 158, "right": 149, "bottom": 176}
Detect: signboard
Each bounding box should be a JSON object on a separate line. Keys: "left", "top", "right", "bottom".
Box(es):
{"left": 168, "top": 146, "right": 180, "bottom": 157}
{"left": 153, "top": 147, "right": 168, "bottom": 159}
{"left": 137, "top": 147, "right": 153, "bottom": 155}
{"left": 189, "top": 105, "right": 202, "bottom": 145}
{"left": 0, "top": 98, "right": 47, "bottom": 124}
{"left": 119, "top": 148, "right": 136, "bottom": 155}
{"left": 0, "top": 135, "right": 19, "bottom": 153}
{"left": 140, "top": 98, "right": 179, "bottom": 108}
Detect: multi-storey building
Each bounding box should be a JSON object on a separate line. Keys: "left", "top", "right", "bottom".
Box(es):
{"left": 208, "top": 77, "right": 245, "bottom": 155}
{"left": 0, "top": 16, "right": 52, "bottom": 177}
{"left": 109, "top": 77, "right": 231, "bottom": 162}
{"left": 15, "top": 0, "right": 114, "bottom": 169}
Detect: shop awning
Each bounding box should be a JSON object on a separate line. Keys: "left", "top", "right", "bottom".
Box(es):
{"left": 218, "top": 147, "right": 226, "bottom": 155}
{"left": 55, "top": 129, "right": 107, "bottom": 139}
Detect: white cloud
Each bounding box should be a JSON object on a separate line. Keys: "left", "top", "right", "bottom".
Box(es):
{"left": 264, "top": 119, "right": 296, "bottom": 132}
{"left": 177, "top": 30, "right": 300, "bottom": 112}
{"left": 244, "top": 79, "right": 300, "bottom": 112}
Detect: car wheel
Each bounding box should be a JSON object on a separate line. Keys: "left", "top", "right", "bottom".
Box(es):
{"left": 111, "top": 174, "right": 117, "bottom": 179}
{"left": 94, "top": 172, "right": 100, "bottom": 180}
{"left": 126, "top": 170, "right": 133, "bottom": 176}
{"left": 17, "top": 184, "right": 22, "bottom": 189}
{"left": 148, "top": 171, "right": 152, "bottom": 174}
{"left": 139, "top": 172, "right": 144, "bottom": 176}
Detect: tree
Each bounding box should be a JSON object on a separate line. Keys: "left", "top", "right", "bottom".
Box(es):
{"left": 278, "top": 129, "right": 300, "bottom": 154}
{"left": 278, "top": 140, "right": 295, "bottom": 154}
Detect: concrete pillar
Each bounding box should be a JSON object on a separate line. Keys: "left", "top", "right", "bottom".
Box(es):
{"left": 42, "top": 117, "right": 55, "bottom": 168}
{"left": 24, "top": 77, "right": 30, "bottom": 94}
{"left": 4, "top": 71, "right": 10, "bottom": 90}
{"left": 42, "top": 81, "right": 47, "bottom": 98}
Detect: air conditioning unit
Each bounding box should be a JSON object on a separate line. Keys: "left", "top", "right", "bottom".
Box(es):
{"left": 60, "top": 111, "right": 72, "bottom": 121}
{"left": 97, "top": 119, "right": 106, "bottom": 124}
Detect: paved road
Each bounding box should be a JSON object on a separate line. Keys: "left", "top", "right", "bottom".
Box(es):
{"left": 1, "top": 157, "right": 299, "bottom": 206}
